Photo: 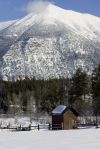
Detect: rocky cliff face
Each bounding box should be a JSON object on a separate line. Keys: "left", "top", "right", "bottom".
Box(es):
{"left": 0, "top": 4, "right": 100, "bottom": 80}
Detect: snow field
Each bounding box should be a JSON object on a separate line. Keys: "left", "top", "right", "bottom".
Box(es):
{"left": 0, "top": 128, "right": 100, "bottom": 150}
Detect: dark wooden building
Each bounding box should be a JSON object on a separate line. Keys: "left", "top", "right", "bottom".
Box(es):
{"left": 52, "top": 105, "right": 79, "bottom": 130}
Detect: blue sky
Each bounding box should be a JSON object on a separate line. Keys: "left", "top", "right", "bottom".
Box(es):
{"left": 0, "top": 0, "right": 100, "bottom": 21}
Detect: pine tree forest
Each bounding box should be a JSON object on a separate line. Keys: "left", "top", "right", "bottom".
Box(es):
{"left": 0, "top": 65, "right": 100, "bottom": 116}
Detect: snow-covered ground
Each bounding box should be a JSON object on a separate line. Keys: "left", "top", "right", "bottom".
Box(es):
{"left": 0, "top": 128, "right": 100, "bottom": 150}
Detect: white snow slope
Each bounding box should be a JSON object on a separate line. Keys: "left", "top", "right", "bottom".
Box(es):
{"left": 0, "top": 20, "right": 17, "bottom": 31}
{"left": 0, "top": 128, "right": 100, "bottom": 150}
{"left": 0, "top": 4, "right": 100, "bottom": 80}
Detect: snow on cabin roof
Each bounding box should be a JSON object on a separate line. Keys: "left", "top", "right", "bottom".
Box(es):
{"left": 52, "top": 105, "right": 67, "bottom": 114}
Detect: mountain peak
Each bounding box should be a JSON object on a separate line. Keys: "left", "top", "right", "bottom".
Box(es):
{"left": 45, "top": 3, "right": 62, "bottom": 11}
{"left": 1, "top": 4, "right": 100, "bottom": 80}
{"left": 1, "top": 4, "right": 100, "bottom": 37}
{"left": 28, "top": 3, "right": 62, "bottom": 15}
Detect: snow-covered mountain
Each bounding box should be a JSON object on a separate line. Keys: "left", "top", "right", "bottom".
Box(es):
{"left": 0, "top": 4, "right": 100, "bottom": 80}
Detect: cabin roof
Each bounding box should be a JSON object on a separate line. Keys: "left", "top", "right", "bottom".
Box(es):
{"left": 52, "top": 105, "right": 80, "bottom": 116}
{"left": 52, "top": 105, "right": 66, "bottom": 114}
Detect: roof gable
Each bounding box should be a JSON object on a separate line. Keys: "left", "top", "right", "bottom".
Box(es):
{"left": 52, "top": 105, "right": 66, "bottom": 114}
{"left": 52, "top": 105, "right": 80, "bottom": 116}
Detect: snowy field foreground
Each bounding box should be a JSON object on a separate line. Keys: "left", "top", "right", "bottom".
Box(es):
{"left": 0, "top": 128, "right": 100, "bottom": 150}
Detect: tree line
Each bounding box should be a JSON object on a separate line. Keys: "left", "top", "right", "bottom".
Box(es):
{"left": 0, "top": 65, "right": 100, "bottom": 116}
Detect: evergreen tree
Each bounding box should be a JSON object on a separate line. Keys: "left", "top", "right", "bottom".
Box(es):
{"left": 92, "top": 65, "right": 100, "bottom": 115}
{"left": 71, "top": 68, "right": 91, "bottom": 100}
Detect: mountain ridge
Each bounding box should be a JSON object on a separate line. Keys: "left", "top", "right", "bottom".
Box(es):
{"left": 0, "top": 4, "right": 100, "bottom": 80}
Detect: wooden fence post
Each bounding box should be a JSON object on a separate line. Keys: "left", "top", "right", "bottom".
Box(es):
{"left": 38, "top": 124, "right": 40, "bottom": 131}
{"left": 48, "top": 123, "right": 51, "bottom": 130}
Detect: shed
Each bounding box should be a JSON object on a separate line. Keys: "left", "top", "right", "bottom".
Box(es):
{"left": 52, "top": 105, "right": 79, "bottom": 130}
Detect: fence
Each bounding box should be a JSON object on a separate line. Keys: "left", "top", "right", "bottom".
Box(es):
{"left": 0, "top": 123, "right": 52, "bottom": 131}
{"left": 78, "top": 116, "right": 100, "bottom": 125}
{"left": 0, "top": 115, "right": 100, "bottom": 131}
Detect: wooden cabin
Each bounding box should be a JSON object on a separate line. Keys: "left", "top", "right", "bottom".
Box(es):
{"left": 52, "top": 105, "right": 79, "bottom": 130}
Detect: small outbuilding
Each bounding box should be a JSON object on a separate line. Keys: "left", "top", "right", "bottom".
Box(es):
{"left": 52, "top": 105, "right": 80, "bottom": 130}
